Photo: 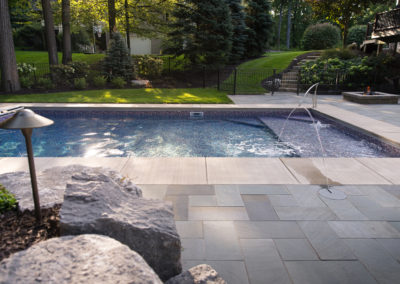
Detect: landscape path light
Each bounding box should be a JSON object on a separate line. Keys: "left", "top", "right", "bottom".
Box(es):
{"left": 0, "top": 108, "right": 53, "bottom": 223}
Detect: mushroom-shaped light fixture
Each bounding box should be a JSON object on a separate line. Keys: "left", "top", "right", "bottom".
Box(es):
{"left": 0, "top": 109, "right": 53, "bottom": 222}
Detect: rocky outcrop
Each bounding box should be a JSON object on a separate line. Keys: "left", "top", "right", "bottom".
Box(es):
{"left": 0, "top": 234, "right": 162, "bottom": 284}
{"left": 166, "top": 264, "right": 227, "bottom": 284}
{"left": 0, "top": 165, "right": 142, "bottom": 211}
{"left": 60, "top": 171, "right": 182, "bottom": 281}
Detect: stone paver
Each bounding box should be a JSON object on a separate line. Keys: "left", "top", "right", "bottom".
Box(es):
{"left": 345, "top": 239, "right": 400, "bottom": 284}
{"left": 238, "top": 185, "right": 289, "bottom": 195}
{"left": 241, "top": 239, "right": 291, "bottom": 284}
{"left": 175, "top": 221, "right": 203, "bottom": 238}
{"left": 348, "top": 196, "right": 400, "bottom": 221}
{"left": 242, "top": 195, "right": 279, "bottom": 221}
{"left": 329, "top": 221, "right": 400, "bottom": 238}
{"left": 274, "top": 239, "right": 318, "bottom": 261}
{"left": 299, "top": 221, "right": 356, "bottom": 260}
{"left": 234, "top": 221, "right": 305, "bottom": 239}
{"left": 275, "top": 207, "right": 337, "bottom": 221}
{"left": 189, "top": 195, "right": 218, "bottom": 207}
{"left": 284, "top": 261, "right": 377, "bottom": 284}
{"left": 137, "top": 184, "right": 167, "bottom": 200}
{"left": 357, "top": 158, "right": 400, "bottom": 184}
{"left": 189, "top": 207, "right": 249, "bottom": 221}
{"left": 181, "top": 238, "right": 205, "bottom": 260}
{"left": 376, "top": 239, "right": 400, "bottom": 262}
{"left": 203, "top": 221, "right": 242, "bottom": 260}
{"left": 215, "top": 185, "right": 244, "bottom": 206}
{"left": 320, "top": 196, "right": 368, "bottom": 220}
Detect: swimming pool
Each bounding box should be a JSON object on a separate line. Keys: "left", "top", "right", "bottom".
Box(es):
{"left": 0, "top": 109, "right": 399, "bottom": 158}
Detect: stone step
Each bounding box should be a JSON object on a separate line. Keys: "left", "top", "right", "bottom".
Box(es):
{"left": 280, "top": 84, "right": 298, "bottom": 89}
{"left": 279, "top": 87, "right": 298, "bottom": 92}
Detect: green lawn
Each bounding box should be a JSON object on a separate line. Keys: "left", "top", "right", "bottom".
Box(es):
{"left": 221, "top": 51, "right": 312, "bottom": 94}
{"left": 0, "top": 88, "right": 232, "bottom": 104}
{"left": 16, "top": 51, "right": 104, "bottom": 65}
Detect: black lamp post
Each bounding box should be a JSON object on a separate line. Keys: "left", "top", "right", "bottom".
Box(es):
{"left": 0, "top": 109, "right": 53, "bottom": 223}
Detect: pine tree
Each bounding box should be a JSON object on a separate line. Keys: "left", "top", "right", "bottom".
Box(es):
{"left": 167, "top": 0, "right": 233, "bottom": 66}
{"left": 245, "top": 0, "right": 273, "bottom": 58}
{"left": 103, "top": 32, "right": 135, "bottom": 80}
{"left": 226, "top": 0, "right": 247, "bottom": 62}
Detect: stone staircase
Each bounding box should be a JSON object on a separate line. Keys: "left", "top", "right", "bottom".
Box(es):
{"left": 279, "top": 53, "right": 321, "bottom": 92}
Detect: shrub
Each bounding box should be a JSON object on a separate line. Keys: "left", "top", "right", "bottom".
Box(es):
{"left": 134, "top": 55, "right": 163, "bottom": 77}
{"left": 0, "top": 184, "right": 17, "bottom": 214}
{"left": 74, "top": 78, "right": 87, "bottom": 89}
{"left": 111, "top": 77, "right": 126, "bottom": 88}
{"left": 92, "top": 75, "right": 107, "bottom": 88}
{"left": 17, "top": 63, "right": 37, "bottom": 77}
{"left": 51, "top": 64, "right": 75, "bottom": 86}
{"left": 68, "top": 62, "right": 89, "bottom": 78}
{"left": 36, "top": 77, "right": 54, "bottom": 89}
{"left": 19, "top": 76, "right": 34, "bottom": 89}
{"left": 346, "top": 25, "right": 367, "bottom": 46}
{"left": 321, "top": 48, "right": 357, "bottom": 60}
{"left": 302, "top": 23, "right": 341, "bottom": 50}
{"left": 103, "top": 32, "right": 135, "bottom": 80}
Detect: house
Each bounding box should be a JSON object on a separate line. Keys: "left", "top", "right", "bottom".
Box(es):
{"left": 128, "top": 34, "right": 162, "bottom": 55}
{"left": 362, "top": 3, "right": 400, "bottom": 54}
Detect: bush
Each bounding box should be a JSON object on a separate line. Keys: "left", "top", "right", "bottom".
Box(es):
{"left": 302, "top": 23, "right": 341, "bottom": 50}
{"left": 347, "top": 25, "right": 367, "bottom": 46}
{"left": 103, "top": 32, "right": 135, "bottom": 80}
{"left": 68, "top": 62, "right": 89, "bottom": 78}
{"left": 92, "top": 75, "right": 107, "bottom": 88}
{"left": 51, "top": 64, "right": 75, "bottom": 86}
{"left": 321, "top": 48, "right": 357, "bottom": 60}
{"left": 74, "top": 78, "right": 87, "bottom": 89}
{"left": 111, "top": 77, "right": 126, "bottom": 88}
{"left": 134, "top": 55, "right": 163, "bottom": 77}
{"left": 19, "top": 76, "right": 34, "bottom": 89}
{"left": 17, "top": 63, "right": 37, "bottom": 77}
{"left": 36, "top": 77, "right": 54, "bottom": 89}
{"left": 0, "top": 184, "right": 17, "bottom": 214}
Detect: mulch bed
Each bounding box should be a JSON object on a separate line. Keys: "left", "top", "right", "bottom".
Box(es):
{"left": 0, "top": 205, "right": 60, "bottom": 262}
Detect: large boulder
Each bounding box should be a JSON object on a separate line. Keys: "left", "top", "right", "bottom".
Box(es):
{"left": 60, "top": 171, "right": 182, "bottom": 281}
{"left": 166, "top": 264, "right": 227, "bottom": 284}
{"left": 0, "top": 165, "right": 142, "bottom": 211}
{"left": 0, "top": 234, "right": 162, "bottom": 284}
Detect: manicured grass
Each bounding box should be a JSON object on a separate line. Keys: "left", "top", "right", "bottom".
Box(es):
{"left": 239, "top": 51, "right": 312, "bottom": 71}
{"left": 16, "top": 51, "right": 104, "bottom": 65}
{"left": 0, "top": 88, "right": 232, "bottom": 104}
{"left": 222, "top": 51, "right": 313, "bottom": 94}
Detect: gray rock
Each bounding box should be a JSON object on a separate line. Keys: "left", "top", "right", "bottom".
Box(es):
{"left": 60, "top": 175, "right": 182, "bottom": 281}
{"left": 166, "top": 264, "right": 226, "bottom": 284}
{"left": 0, "top": 234, "right": 162, "bottom": 284}
{"left": 0, "top": 165, "right": 142, "bottom": 211}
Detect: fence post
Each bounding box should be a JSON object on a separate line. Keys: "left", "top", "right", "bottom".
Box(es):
{"left": 233, "top": 68, "right": 237, "bottom": 95}
{"left": 272, "top": 69, "right": 276, "bottom": 96}
{"left": 202, "top": 66, "right": 206, "bottom": 88}
{"left": 217, "top": 68, "right": 220, "bottom": 91}
{"left": 335, "top": 70, "right": 339, "bottom": 94}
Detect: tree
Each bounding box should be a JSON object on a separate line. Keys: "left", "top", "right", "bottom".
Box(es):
{"left": 167, "top": 0, "right": 233, "bottom": 65}
{"left": 226, "top": 0, "right": 247, "bottom": 62}
{"left": 62, "top": 0, "right": 72, "bottom": 64}
{"left": 306, "top": 0, "right": 382, "bottom": 46}
{"left": 245, "top": 0, "right": 273, "bottom": 57}
{"left": 41, "top": 0, "right": 58, "bottom": 65}
{"left": 108, "top": 0, "right": 116, "bottom": 36}
{"left": 286, "top": 0, "right": 292, "bottom": 49}
{"left": 103, "top": 32, "right": 134, "bottom": 79}
{"left": 0, "top": 0, "right": 20, "bottom": 92}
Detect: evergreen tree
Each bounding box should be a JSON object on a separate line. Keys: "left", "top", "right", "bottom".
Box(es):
{"left": 245, "top": 0, "right": 273, "bottom": 57}
{"left": 167, "top": 0, "right": 233, "bottom": 66}
{"left": 226, "top": 0, "right": 247, "bottom": 62}
{"left": 103, "top": 32, "right": 135, "bottom": 80}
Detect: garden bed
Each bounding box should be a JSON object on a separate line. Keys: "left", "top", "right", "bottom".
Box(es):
{"left": 343, "top": 91, "right": 399, "bottom": 104}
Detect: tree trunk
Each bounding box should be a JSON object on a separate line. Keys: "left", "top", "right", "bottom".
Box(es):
{"left": 286, "top": 0, "right": 292, "bottom": 49}
{"left": 292, "top": 0, "right": 299, "bottom": 48}
{"left": 277, "top": 3, "right": 283, "bottom": 50}
{"left": 343, "top": 23, "right": 349, "bottom": 47}
{"left": 62, "top": 0, "right": 72, "bottom": 64}
{"left": 41, "top": 0, "right": 58, "bottom": 65}
{"left": 108, "top": 0, "right": 116, "bottom": 37}
{"left": 0, "top": 0, "right": 20, "bottom": 92}
{"left": 125, "top": 0, "right": 130, "bottom": 53}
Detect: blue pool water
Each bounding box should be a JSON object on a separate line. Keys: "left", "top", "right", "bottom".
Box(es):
{"left": 0, "top": 110, "right": 399, "bottom": 157}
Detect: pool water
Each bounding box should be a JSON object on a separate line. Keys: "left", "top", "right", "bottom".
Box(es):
{"left": 0, "top": 110, "right": 399, "bottom": 158}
